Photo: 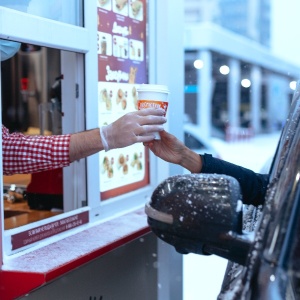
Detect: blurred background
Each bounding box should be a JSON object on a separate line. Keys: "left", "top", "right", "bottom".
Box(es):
{"left": 183, "top": 0, "right": 300, "bottom": 142}
{"left": 182, "top": 0, "right": 300, "bottom": 299}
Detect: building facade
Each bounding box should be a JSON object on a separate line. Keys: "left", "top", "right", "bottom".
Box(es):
{"left": 184, "top": 0, "right": 299, "bottom": 139}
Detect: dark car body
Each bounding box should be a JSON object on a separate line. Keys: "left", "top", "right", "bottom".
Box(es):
{"left": 146, "top": 83, "right": 300, "bottom": 299}
{"left": 217, "top": 83, "right": 300, "bottom": 299}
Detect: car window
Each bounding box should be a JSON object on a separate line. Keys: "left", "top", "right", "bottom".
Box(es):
{"left": 184, "top": 132, "right": 205, "bottom": 149}
{"left": 288, "top": 196, "right": 300, "bottom": 299}
{"left": 263, "top": 121, "right": 300, "bottom": 260}
{"left": 247, "top": 90, "right": 299, "bottom": 295}
{"left": 269, "top": 87, "right": 300, "bottom": 181}
{"left": 221, "top": 84, "right": 300, "bottom": 300}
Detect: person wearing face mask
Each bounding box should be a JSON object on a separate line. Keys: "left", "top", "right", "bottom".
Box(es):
{"left": 0, "top": 39, "right": 21, "bottom": 61}
{"left": 0, "top": 39, "right": 167, "bottom": 175}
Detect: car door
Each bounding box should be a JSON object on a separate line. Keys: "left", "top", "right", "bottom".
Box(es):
{"left": 218, "top": 83, "right": 300, "bottom": 300}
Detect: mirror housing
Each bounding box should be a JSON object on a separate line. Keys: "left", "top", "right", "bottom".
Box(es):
{"left": 145, "top": 174, "right": 253, "bottom": 265}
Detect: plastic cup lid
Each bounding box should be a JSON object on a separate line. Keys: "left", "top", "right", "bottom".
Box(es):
{"left": 137, "top": 84, "right": 169, "bottom": 93}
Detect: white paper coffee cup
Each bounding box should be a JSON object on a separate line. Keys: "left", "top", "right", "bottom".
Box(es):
{"left": 137, "top": 84, "right": 169, "bottom": 139}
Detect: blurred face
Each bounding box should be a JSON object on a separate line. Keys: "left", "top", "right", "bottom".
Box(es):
{"left": 0, "top": 39, "right": 21, "bottom": 61}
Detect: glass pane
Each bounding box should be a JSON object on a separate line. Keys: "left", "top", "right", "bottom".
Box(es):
{"left": 1, "top": 41, "right": 86, "bottom": 230}
{"left": 0, "top": 0, "right": 83, "bottom": 26}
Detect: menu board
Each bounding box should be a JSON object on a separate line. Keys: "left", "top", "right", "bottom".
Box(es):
{"left": 97, "top": 0, "right": 148, "bottom": 200}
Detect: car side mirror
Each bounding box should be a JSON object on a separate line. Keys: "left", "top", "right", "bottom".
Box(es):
{"left": 145, "top": 174, "right": 253, "bottom": 265}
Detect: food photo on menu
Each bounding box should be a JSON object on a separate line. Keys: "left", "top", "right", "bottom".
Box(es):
{"left": 132, "top": 86, "right": 138, "bottom": 109}
{"left": 97, "top": 0, "right": 112, "bottom": 10}
{"left": 113, "top": 0, "right": 129, "bottom": 16}
{"left": 113, "top": 36, "right": 129, "bottom": 59}
{"left": 101, "top": 149, "right": 144, "bottom": 179}
{"left": 100, "top": 145, "right": 145, "bottom": 191}
{"left": 99, "top": 83, "right": 138, "bottom": 113}
{"left": 102, "top": 156, "right": 114, "bottom": 178}
{"left": 115, "top": 88, "right": 128, "bottom": 110}
{"left": 98, "top": 32, "right": 113, "bottom": 56}
{"left": 100, "top": 88, "right": 112, "bottom": 111}
{"left": 129, "top": 0, "right": 143, "bottom": 21}
{"left": 130, "top": 152, "right": 143, "bottom": 170}
{"left": 129, "top": 39, "right": 144, "bottom": 61}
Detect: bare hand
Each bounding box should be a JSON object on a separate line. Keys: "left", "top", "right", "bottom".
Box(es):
{"left": 144, "top": 130, "right": 203, "bottom": 173}
{"left": 144, "top": 130, "right": 186, "bottom": 165}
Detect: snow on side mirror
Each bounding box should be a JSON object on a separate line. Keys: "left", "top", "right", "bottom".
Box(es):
{"left": 145, "top": 174, "right": 253, "bottom": 265}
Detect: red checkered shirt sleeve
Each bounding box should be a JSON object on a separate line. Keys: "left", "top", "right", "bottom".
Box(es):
{"left": 2, "top": 125, "right": 71, "bottom": 175}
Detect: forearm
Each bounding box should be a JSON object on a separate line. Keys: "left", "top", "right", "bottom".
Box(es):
{"left": 201, "top": 153, "right": 269, "bottom": 206}
{"left": 69, "top": 128, "right": 103, "bottom": 162}
{"left": 2, "top": 125, "right": 70, "bottom": 175}
{"left": 180, "top": 147, "right": 203, "bottom": 173}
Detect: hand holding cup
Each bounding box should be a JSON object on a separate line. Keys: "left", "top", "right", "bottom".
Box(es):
{"left": 137, "top": 84, "right": 169, "bottom": 139}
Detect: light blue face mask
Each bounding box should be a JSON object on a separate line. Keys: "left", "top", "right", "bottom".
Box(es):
{"left": 0, "top": 39, "right": 21, "bottom": 61}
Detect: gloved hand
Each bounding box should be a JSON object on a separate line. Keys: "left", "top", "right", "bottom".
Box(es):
{"left": 100, "top": 108, "right": 167, "bottom": 151}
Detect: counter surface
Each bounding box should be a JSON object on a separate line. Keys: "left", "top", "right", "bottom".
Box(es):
{"left": 0, "top": 208, "right": 150, "bottom": 300}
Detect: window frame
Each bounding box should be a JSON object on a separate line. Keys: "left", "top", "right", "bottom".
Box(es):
{"left": 0, "top": 5, "right": 92, "bottom": 257}
{"left": 0, "top": 1, "right": 160, "bottom": 257}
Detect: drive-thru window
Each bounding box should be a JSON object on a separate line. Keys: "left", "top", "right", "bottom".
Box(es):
{"left": 0, "top": 1, "right": 184, "bottom": 299}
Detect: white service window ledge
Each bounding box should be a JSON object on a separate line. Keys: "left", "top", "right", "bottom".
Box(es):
{"left": 0, "top": 208, "right": 150, "bottom": 300}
